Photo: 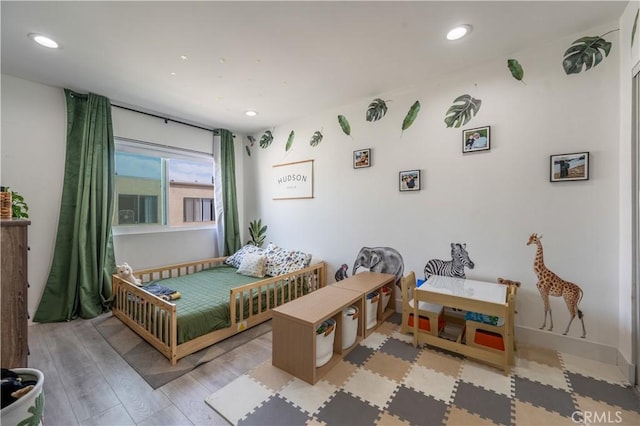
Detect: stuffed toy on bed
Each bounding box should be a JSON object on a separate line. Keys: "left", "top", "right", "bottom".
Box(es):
{"left": 116, "top": 263, "right": 142, "bottom": 286}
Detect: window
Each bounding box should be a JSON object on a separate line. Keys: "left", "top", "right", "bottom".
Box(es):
{"left": 183, "top": 197, "right": 214, "bottom": 222}
{"left": 114, "top": 138, "right": 215, "bottom": 231}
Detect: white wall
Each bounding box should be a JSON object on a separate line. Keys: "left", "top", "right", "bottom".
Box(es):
{"left": 1, "top": 74, "right": 66, "bottom": 321}
{"left": 245, "top": 22, "right": 622, "bottom": 352}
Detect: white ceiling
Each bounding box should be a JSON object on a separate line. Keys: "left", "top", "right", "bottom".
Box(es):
{"left": 1, "top": 1, "right": 628, "bottom": 134}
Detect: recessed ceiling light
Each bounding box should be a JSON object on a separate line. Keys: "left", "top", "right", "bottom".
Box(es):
{"left": 28, "top": 33, "right": 59, "bottom": 49}
{"left": 170, "top": 72, "right": 176, "bottom": 76}
{"left": 245, "top": 110, "right": 258, "bottom": 117}
{"left": 180, "top": 55, "right": 188, "bottom": 60}
{"left": 219, "top": 57, "right": 226, "bottom": 64}
{"left": 446, "top": 25, "right": 472, "bottom": 41}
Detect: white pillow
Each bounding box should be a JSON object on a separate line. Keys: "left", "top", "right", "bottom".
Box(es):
{"left": 236, "top": 252, "right": 267, "bottom": 278}
{"left": 225, "top": 244, "right": 264, "bottom": 268}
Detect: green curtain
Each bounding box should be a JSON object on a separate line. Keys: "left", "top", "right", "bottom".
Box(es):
{"left": 219, "top": 129, "right": 241, "bottom": 255}
{"left": 34, "top": 90, "right": 116, "bottom": 322}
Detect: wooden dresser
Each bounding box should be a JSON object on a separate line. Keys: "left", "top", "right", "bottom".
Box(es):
{"left": 1, "top": 219, "right": 31, "bottom": 368}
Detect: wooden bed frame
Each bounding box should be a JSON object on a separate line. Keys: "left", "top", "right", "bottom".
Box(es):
{"left": 111, "top": 257, "right": 326, "bottom": 365}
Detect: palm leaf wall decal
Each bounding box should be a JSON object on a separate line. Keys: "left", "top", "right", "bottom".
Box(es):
{"left": 285, "top": 130, "right": 295, "bottom": 151}
{"left": 259, "top": 130, "right": 274, "bottom": 148}
{"left": 366, "top": 98, "right": 389, "bottom": 122}
{"left": 401, "top": 101, "right": 421, "bottom": 135}
{"left": 632, "top": 9, "right": 639, "bottom": 47}
{"left": 310, "top": 130, "right": 323, "bottom": 147}
{"left": 338, "top": 115, "right": 351, "bottom": 136}
{"left": 562, "top": 33, "right": 613, "bottom": 75}
{"left": 507, "top": 59, "right": 526, "bottom": 84}
{"left": 444, "top": 94, "right": 482, "bottom": 128}
{"left": 245, "top": 146, "right": 251, "bottom": 157}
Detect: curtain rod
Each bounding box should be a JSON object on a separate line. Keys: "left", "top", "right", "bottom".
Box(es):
{"left": 112, "top": 104, "right": 232, "bottom": 136}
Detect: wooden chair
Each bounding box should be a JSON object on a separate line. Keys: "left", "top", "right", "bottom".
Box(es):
{"left": 401, "top": 271, "right": 444, "bottom": 337}
{"left": 464, "top": 278, "right": 519, "bottom": 364}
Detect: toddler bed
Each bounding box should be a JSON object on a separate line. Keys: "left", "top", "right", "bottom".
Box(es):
{"left": 112, "top": 247, "right": 326, "bottom": 365}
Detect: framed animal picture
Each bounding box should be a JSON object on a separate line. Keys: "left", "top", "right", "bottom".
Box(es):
{"left": 550, "top": 152, "right": 589, "bottom": 182}
{"left": 399, "top": 170, "right": 421, "bottom": 191}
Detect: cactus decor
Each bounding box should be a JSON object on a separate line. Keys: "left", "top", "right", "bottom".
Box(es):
{"left": 247, "top": 219, "right": 268, "bottom": 248}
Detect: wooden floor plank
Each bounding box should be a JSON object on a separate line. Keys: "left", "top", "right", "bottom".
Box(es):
{"left": 136, "top": 405, "right": 195, "bottom": 426}
{"left": 42, "top": 319, "right": 121, "bottom": 422}
{"left": 74, "top": 316, "right": 171, "bottom": 423}
{"left": 79, "top": 404, "right": 136, "bottom": 426}
{"left": 160, "top": 373, "right": 228, "bottom": 425}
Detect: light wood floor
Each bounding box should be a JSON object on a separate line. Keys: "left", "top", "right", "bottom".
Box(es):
{"left": 28, "top": 315, "right": 272, "bottom": 425}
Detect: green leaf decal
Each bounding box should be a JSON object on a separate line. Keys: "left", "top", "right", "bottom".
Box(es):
{"left": 401, "top": 101, "right": 421, "bottom": 134}
{"left": 310, "top": 130, "right": 323, "bottom": 147}
{"left": 562, "top": 35, "right": 612, "bottom": 75}
{"left": 338, "top": 115, "right": 351, "bottom": 136}
{"left": 507, "top": 59, "right": 525, "bottom": 84}
{"left": 259, "top": 130, "right": 274, "bottom": 148}
{"left": 632, "top": 9, "right": 639, "bottom": 47}
{"left": 444, "top": 94, "right": 482, "bottom": 128}
{"left": 285, "top": 130, "right": 295, "bottom": 151}
{"left": 245, "top": 146, "right": 251, "bottom": 157}
{"left": 366, "top": 98, "right": 389, "bottom": 122}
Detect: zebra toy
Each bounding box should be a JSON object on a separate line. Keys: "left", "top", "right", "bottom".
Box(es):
{"left": 424, "top": 243, "right": 475, "bottom": 280}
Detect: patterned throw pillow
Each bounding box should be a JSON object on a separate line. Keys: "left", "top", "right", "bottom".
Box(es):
{"left": 236, "top": 252, "right": 267, "bottom": 278}
{"left": 225, "top": 244, "right": 264, "bottom": 269}
{"left": 264, "top": 243, "right": 312, "bottom": 276}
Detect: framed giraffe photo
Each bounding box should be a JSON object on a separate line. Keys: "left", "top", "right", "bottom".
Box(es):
{"left": 550, "top": 152, "right": 589, "bottom": 182}
{"left": 399, "top": 169, "right": 421, "bottom": 191}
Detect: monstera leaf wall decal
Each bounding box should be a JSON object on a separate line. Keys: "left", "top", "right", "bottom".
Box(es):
{"left": 338, "top": 115, "right": 352, "bottom": 136}
{"left": 285, "top": 130, "right": 295, "bottom": 151}
{"left": 259, "top": 130, "right": 274, "bottom": 148}
{"left": 310, "top": 130, "right": 323, "bottom": 147}
{"left": 245, "top": 146, "right": 251, "bottom": 157}
{"left": 366, "top": 98, "right": 389, "bottom": 122}
{"left": 507, "top": 59, "right": 526, "bottom": 84}
{"left": 444, "top": 95, "right": 482, "bottom": 128}
{"left": 562, "top": 30, "right": 616, "bottom": 75}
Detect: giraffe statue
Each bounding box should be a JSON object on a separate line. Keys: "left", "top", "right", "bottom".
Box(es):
{"left": 526, "top": 233, "right": 586, "bottom": 338}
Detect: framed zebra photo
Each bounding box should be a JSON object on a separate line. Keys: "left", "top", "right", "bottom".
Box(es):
{"left": 550, "top": 152, "right": 589, "bottom": 182}
{"left": 399, "top": 170, "right": 421, "bottom": 191}
{"left": 462, "top": 126, "right": 490, "bottom": 153}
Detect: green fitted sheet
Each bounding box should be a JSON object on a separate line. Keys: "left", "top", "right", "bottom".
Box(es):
{"left": 144, "top": 265, "right": 311, "bottom": 344}
{"left": 145, "top": 265, "right": 262, "bottom": 344}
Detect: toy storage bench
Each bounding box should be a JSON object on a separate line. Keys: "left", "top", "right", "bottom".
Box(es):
{"left": 272, "top": 285, "right": 363, "bottom": 384}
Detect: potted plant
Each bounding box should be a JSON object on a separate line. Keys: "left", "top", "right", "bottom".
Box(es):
{"left": 247, "top": 219, "right": 267, "bottom": 247}
{"left": 0, "top": 187, "right": 29, "bottom": 219}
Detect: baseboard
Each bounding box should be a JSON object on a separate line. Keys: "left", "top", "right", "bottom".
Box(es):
{"left": 516, "top": 325, "right": 636, "bottom": 384}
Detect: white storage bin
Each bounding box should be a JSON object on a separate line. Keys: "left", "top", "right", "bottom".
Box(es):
{"left": 0, "top": 368, "right": 45, "bottom": 426}
{"left": 341, "top": 305, "right": 359, "bottom": 349}
{"left": 366, "top": 291, "right": 380, "bottom": 330}
{"left": 316, "top": 318, "right": 336, "bottom": 367}
{"left": 381, "top": 286, "right": 392, "bottom": 311}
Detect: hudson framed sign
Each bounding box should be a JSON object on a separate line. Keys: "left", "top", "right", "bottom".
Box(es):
{"left": 273, "top": 159, "right": 314, "bottom": 200}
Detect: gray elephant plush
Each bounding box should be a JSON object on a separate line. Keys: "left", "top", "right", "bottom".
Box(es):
{"left": 353, "top": 246, "right": 404, "bottom": 287}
